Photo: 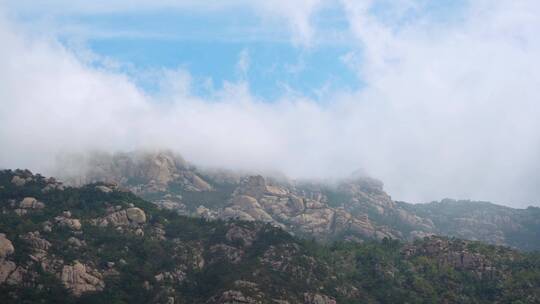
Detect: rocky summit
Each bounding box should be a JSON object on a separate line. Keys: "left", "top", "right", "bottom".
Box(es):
{"left": 57, "top": 151, "right": 540, "bottom": 251}
{"left": 1, "top": 169, "right": 540, "bottom": 303}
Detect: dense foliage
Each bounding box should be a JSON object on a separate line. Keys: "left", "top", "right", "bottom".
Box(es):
{"left": 0, "top": 170, "right": 539, "bottom": 303}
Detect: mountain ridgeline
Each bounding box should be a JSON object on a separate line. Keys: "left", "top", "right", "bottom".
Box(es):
{"left": 1, "top": 169, "right": 540, "bottom": 303}
{"left": 56, "top": 151, "right": 540, "bottom": 251}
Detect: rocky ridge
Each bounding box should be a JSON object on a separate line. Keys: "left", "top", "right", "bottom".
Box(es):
{"left": 57, "top": 151, "right": 435, "bottom": 243}
{"left": 55, "top": 151, "right": 539, "bottom": 250}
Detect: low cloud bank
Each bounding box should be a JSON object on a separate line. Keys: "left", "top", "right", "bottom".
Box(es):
{"left": 0, "top": 1, "right": 539, "bottom": 207}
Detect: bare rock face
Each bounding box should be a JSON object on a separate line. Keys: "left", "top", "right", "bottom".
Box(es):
{"left": 56, "top": 151, "right": 429, "bottom": 243}
{"left": 218, "top": 175, "right": 386, "bottom": 241}
{"left": 19, "top": 197, "right": 45, "bottom": 209}
{"left": 234, "top": 175, "right": 288, "bottom": 199}
{"left": 154, "top": 268, "right": 186, "bottom": 284}
{"left": 41, "top": 177, "right": 65, "bottom": 192}
{"left": 9, "top": 170, "right": 34, "bottom": 185}
{"left": 208, "top": 290, "right": 261, "bottom": 304}
{"left": 409, "top": 230, "right": 435, "bottom": 240}
{"left": 221, "top": 193, "right": 285, "bottom": 226}
{"left": 402, "top": 236, "right": 499, "bottom": 275}
{"left": 95, "top": 207, "right": 146, "bottom": 227}
{"left": 184, "top": 172, "right": 213, "bottom": 192}
{"left": 289, "top": 208, "right": 335, "bottom": 235}
{"left": 232, "top": 195, "right": 260, "bottom": 209}
{"left": 155, "top": 199, "right": 187, "bottom": 213}
{"left": 22, "top": 231, "right": 52, "bottom": 252}
{"left": 0, "top": 234, "right": 15, "bottom": 258}
{"left": 0, "top": 260, "right": 20, "bottom": 284}
{"left": 224, "top": 195, "right": 274, "bottom": 223}
{"left": 42, "top": 221, "right": 53, "bottom": 232}
{"left": 0, "top": 234, "right": 22, "bottom": 285}
{"left": 234, "top": 176, "right": 266, "bottom": 198}
{"left": 58, "top": 151, "right": 213, "bottom": 193}
{"left": 55, "top": 151, "right": 445, "bottom": 244}
{"left": 338, "top": 177, "right": 394, "bottom": 210}
{"left": 11, "top": 175, "right": 27, "bottom": 186}
{"left": 144, "top": 152, "right": 183, "bottom": 185}
{"left": 196, "top": 205, "right": 218, "bottom": 220}
{"left": 22, "top": 231, "right": 52, "bottom": 265}
{"left": 95, "top": 185, "right": 113, "bottom": 193}
{"left": 61, "top": 261, "right": 105, "bottom": 296}
{"left": 55, "top": 215, "right": 82, "bottom": 231}
{"left": 221, "top": 208, "right": 256, "bottom": 222}
{"left": 303, "top": 293, "right": 337, "bottom": 304}
{"left": 396, "top": 209, "right": 434, "bottom": 232}
{"left": 126, "top": 207, "right": 147, "bottom": 224}
{"left": 224, "top": 177, "right": 338, "bottom": 238}
{"left": 288, "top": 196, "right": 305, "bottom": 212}
{"left": 333, "top": 208, "right": 375, "bottom": 238}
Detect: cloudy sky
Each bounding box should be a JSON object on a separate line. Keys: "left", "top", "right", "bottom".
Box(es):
{"left": 0, "top": 0, "right": 539, "bottom": 207}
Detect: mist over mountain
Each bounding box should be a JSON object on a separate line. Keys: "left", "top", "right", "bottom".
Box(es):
{"left": 1, "top": 1, "right": 540, "bottom": 302}
{"left": 1, "top": 1, "right": 540, "bottom": 207}
{"left": 49, "top": 150, "right": 540, "bottom": 251}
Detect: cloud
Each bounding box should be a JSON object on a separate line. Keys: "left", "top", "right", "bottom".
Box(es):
{"left": 337, "top": 0, "right": 540, "bottom": 206}
{"left": 253, "top": 0, "right": 324, "bottom": 47}
{"left": 3, "top": 0, "right": 326, "bottom": 46}
{"left": 0, "top": 1, "right": 540, "bottom": 207}
{"left": 236, "top": 48, "right": 250, "bottom": 79}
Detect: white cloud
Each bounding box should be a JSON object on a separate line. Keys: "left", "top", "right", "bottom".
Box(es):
{"left": 339, "top": 0, "right": 540, "bottom": 205}
{"left": 0, "top": 1, "right": 540, "bottom": 207}
{"left": 253, "top": 0, "right": 324, "bottom": 47}
{"left": 236, "top": 48, "right": 250, "bottom": 79}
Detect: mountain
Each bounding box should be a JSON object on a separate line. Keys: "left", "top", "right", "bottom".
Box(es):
{"left": 401, "top": 199, "right": 540, "bottom": 251}
{"left": 1, "top": 169, "right": 540, "bottom": 303}
{"left": 55, "top": 151, "right": 540, "bottom": 251}
{"left": 54, "top": 151, "right": 435, "bottom": 241}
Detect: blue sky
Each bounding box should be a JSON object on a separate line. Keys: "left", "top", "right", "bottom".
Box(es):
{"left": 4, "top": 0, "right": 465, "bottom": 100}
{"left": 9, "top": 2, "right": 355, "bottom": 99}
{"left": 88, "top": 39, "right": 359, "bottom": 99}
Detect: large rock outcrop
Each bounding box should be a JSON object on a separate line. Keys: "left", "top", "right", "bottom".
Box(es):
{"left": 55, "top": 212, "right": 82, "bottom": 231}
{"left": 216, "top": 175, "right": 408, "bottom": 241}
{"left": 304, "top": 293, "right": 337, "bottom": 304}
{"left": 61, "top": 262, "right": 105, "bottom": 296}
{"left": 0, "top": 234, "right": 14, "bottom": 258}
{"left": 19, "top": 197, "right": 45, "bottom": 209}
{"left": 208, "top": 290, "right": 261, "bottom": 304}
{"left": 0, "top": 234, "right": 22, "bottom": 285}
{"left": 94, "top": 207, "right": 147, "bottom": 227}
{"left": 57, "top": 151, "right": 213, "bottom": 193}
{"left": 401, "top": 236, "right": 508, "bottom": 277}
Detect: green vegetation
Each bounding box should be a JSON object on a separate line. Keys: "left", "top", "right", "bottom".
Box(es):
{"left": 1, "top": 170, "right": 539, "bottom": 303}
{"left": 403, "top": 199, "right": 540, "bottom": 251}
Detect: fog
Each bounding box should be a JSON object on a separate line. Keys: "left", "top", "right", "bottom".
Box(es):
{"left": 0, "top": 1, "right": 539, "bottom": 207}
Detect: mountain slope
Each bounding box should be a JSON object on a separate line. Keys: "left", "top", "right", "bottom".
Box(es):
{"left": 55, "top": 151, "right": 435, "bottom": 241}
{"left": 55, "top": 151, "right": 540, "bottom": 251}
{"left": 401, "top": 199, "right": 540, "bottom": 251}
{"left": 1, "top": 169, "right": 540, "bottom": 303}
